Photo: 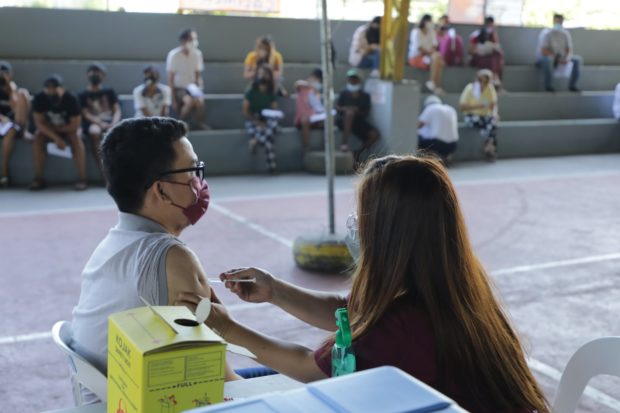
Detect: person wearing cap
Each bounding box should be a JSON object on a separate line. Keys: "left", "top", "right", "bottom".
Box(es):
{"left": 417, "top": 95, "right": 459, "bottom": 165}
{"left": 336, "top": 69, "right": 380, "bottom": 160}
{"left": 0, "top": 61, "right": 31, "bottom": 188}
{"left": 132, "top": 66, "right": 172, "bottom": 118}
{"left": 78, "top": 62, "right": 121, "bottom": 173}
{"left": 31, "top": 75, "right": 87, "bottom": 190}
{"left": 459, "top": 69, "right": 498, "bottom": 161}
{"left": 166, "top": 28, "right": 208, "bottom": 129}
{"left": 294, "top": 68, "right": 324, "bottom": 152}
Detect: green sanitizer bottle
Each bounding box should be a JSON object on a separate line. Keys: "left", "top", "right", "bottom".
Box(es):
{"left": 332, "top": 307, "right": 356, "bottom": 377}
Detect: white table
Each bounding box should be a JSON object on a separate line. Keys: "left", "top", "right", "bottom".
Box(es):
{"left": 42, "top": 374, "right": 303, "bottom": 413}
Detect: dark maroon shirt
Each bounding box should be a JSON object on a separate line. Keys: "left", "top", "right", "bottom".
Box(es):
{"left": 313, "top": 298, "right": 533, "bottom": 413}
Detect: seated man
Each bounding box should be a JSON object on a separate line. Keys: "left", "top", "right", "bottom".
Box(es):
{"left": 0, "top": 61, "right": 31, "bottom": 188}
{"left": 294, "top": 68, "right": 324, "bottom": 152}
{"left": 335, "top": 69, "right": 380, "bottom": 161}
{"left": 31, "top": 75, "right": 87, "bottom": 190}
{"left": 166, "top": 28, "right": 208, "bottom": 130}
{"left": 71, "top": 117, "right": 239, "bottom": 402}
{"left": 133, "top": 65, "right": 172, "bottom": 117}
{"left": 79, "top": 63, "right": 121, "bottom": 172}
{"left": 536, "top": 14, "right": 581, "bottom": 92}
{"left": 417, "top": 95, "right": 459, "bottom": 165}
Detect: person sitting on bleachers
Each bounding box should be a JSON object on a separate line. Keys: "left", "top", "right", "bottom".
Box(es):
{"left": 336, "top": 69, "right": 380, "bottom": 161}
{"left": 408, "top": 14, "right": 445, "bottom": 94}
{"left": 133, "top": 66, "right": 172, "bottom": 118}
{"left": 243, "top": 66, "right": 280, "bottom": 174}
{"left": 436, "top": 15, "right": 464, "bottom": 67}
{"left": 0, "top": 61, "right": 31, "bottom": 188}
{"left": 614, "top": 83, "right": 620, "bottom": 121}
{"left": 468, "top": 16, "right": 504, "bottom": 89}
{"left": 417, "top": 95, "right": 459, "bottom": 165}
{"left": 166, "top": 28, "right": 208, "bottom": 129}
{"left": 536, "top": 14, "right": 581, "bottom": 93}
{"left": 294, "top": 68, "right": 325, "bottom": 152}
{"left": 459, "top": 69, "right": 498, "bottom": 161}
{"left": 79, "top": 63, "right": 121, "bottom": 173}
{"left": 243, "top": 36, "right": 287, "bottom": 96}
{"left": 31, "top": 75, "right": 87, "bottom": 190}
{"left": 348, "top": 16, "right": 381, "bottom": 72}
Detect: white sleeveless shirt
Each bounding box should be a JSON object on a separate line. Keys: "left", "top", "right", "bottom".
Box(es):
{"left": 71, "top": 212, "right": 183, "bottom": 374}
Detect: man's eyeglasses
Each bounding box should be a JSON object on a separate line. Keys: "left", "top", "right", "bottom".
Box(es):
{"left": 157, "top": 161, "right": 205, "bottom": 183}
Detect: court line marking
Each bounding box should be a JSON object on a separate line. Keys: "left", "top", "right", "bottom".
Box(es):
{"left": 209, "top": 202, "right": 294, "bottom": 249}
{"left": 528, "top": 358, "right": 620, "bottom": 411}
{"left": 491, "top": 253, "right": 620, "bottom": 277}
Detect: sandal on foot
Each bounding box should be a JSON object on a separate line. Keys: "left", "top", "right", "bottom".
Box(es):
{"left": 74, "top": 181, "right": 88, "bottom": 191}
{"left": 29, "top": 179, "right": 47, "bottom": 191}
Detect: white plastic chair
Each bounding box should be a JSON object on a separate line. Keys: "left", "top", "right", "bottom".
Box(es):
{"left": 552, "top": 336, "right": 620, "bottom": 413}
{"left": 51, "top": 321, "right": 108, "bottom": 404}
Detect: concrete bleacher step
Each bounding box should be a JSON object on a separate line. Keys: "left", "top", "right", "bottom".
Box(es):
{"left": 454, "top": 118, "right": 620, "bottom": 161}
{"left": 4, "top": 120, "right": 618, "bottom": 186}
{"left": 115, "top": 90, "right": 616, "bottom": 131}
{"left": 10, "top": 59, "right": 620, "bottom": 96}
{"left": 430, "top": 91, "right": 616, "bottom": 121}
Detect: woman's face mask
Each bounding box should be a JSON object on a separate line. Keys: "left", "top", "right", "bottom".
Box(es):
{"left": 345, "top": 212, "right": 360, "bottom": 261}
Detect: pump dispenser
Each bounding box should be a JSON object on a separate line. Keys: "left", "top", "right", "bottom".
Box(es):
{"left": 332, "top": 307, "right": 356, "bottom": 376}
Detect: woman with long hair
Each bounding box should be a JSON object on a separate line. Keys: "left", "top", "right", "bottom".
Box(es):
{"left": 177, "top": 155, "right": 549, "bottom": 413}
{"left": 243, "top": 35, "right": 284, "bottom": 82}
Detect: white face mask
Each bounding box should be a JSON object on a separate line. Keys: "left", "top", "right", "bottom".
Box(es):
{"left": 187, "top": 39, "right": 199, "bottom": 49}
{"left": 346, "top": 83, "right": 362, "bottom": 93}
{"left": 310, "top": 81, "right": 322, "bottom": 91}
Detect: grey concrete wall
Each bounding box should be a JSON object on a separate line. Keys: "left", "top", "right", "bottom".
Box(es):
{"left": 1, "top": 7, "right": 619, "bottom": 65}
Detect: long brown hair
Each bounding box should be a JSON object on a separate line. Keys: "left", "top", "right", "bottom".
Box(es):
{"left": 347, "top": 155, "right": 549, "bottom": 412}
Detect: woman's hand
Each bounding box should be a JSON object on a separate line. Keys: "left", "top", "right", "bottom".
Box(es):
{"left": 220, "top": 267, "right": 277, "bottom": 304}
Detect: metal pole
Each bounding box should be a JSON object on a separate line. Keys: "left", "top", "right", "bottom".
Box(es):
{"left": 320, "top": 0, "right": 336, "bottom": 235}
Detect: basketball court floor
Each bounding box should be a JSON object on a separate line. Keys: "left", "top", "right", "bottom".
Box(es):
{"left": 1, "top": 154, "right": 619, "bottom": 412}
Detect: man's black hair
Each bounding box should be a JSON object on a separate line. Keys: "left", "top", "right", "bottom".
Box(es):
{"left": 553, "top": 13, "right": 564, "bottom": 21}
{"left": 44, "top": 74, "right": 64, "bottom": 88}
{"left": 419, "top": 14, "right": 432, "bottom": 28}
{"left": 179, "top": 28, "right": 195, "bottom": 42}
{"left": 101, "top": 117, "right": 188, "bottom": 214}
{"left": 87, "top": 62, "right": 107, "bottom": 74}
{"left": 311, "top": 68, "right": 323, "bottom": 82}
{"left": 484, "top": 15, "right": 495, "bottom": 24}
{"left": 143, "top": 65, "right": 159, "bottom": 74}
{"left": 371, "top": 16, "right": 381, "bottom": 25}
{"left": 0, "top": 61, "right": 12, "bottom": 73}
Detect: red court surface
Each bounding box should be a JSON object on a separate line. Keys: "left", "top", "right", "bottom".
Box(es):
{"left": 0, "top": 155, "right": 619, "bottom": 412}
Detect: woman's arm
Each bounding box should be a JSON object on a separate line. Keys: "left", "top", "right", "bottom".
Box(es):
{"left": 175, "top": 295, "right": 329, "bottom": 383}
{"left": 221, "top": 268, "right": 347, "bottom": 331}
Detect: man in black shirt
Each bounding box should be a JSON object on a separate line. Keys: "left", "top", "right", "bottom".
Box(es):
{"left": 336, "top": 69, "right": 380, "bottom": 161}
{"left": 79, "top": 63, "right": 121, "bottom": 172}
{"left": 0, "top": 61, "right": 31, "bottom": 188}
{"left": 31, "top": 75, "right": 87, "bottom": 190}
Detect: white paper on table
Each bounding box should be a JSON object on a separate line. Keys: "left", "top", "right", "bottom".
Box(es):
{"left": 554, "top": 61, "right": 573, "bottom": 78}
{"left": 47, "top": 142, "right": 72, "bottom": 158}
{"left": 186, "top": 83, "right": 204, "bottom": 98}
{"left": 261, "top": 109, "right": 284, "bottom": 119}
{"left": 309, "top": 109, "right": 337, "bottom": 123}
{"left": 0, "top": 121, "right": 13, "bottom": 136}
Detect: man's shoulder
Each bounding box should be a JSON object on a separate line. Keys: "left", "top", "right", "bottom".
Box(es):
{"left": 167, "top": 46, "right": 182, "bottom": 57}
{"left": 133, "top": 84, "right": 145, "bottom": 95}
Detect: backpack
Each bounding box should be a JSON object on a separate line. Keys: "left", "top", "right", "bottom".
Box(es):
{"left": 439, "top": 28, "right": 464, "bottom": 66}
